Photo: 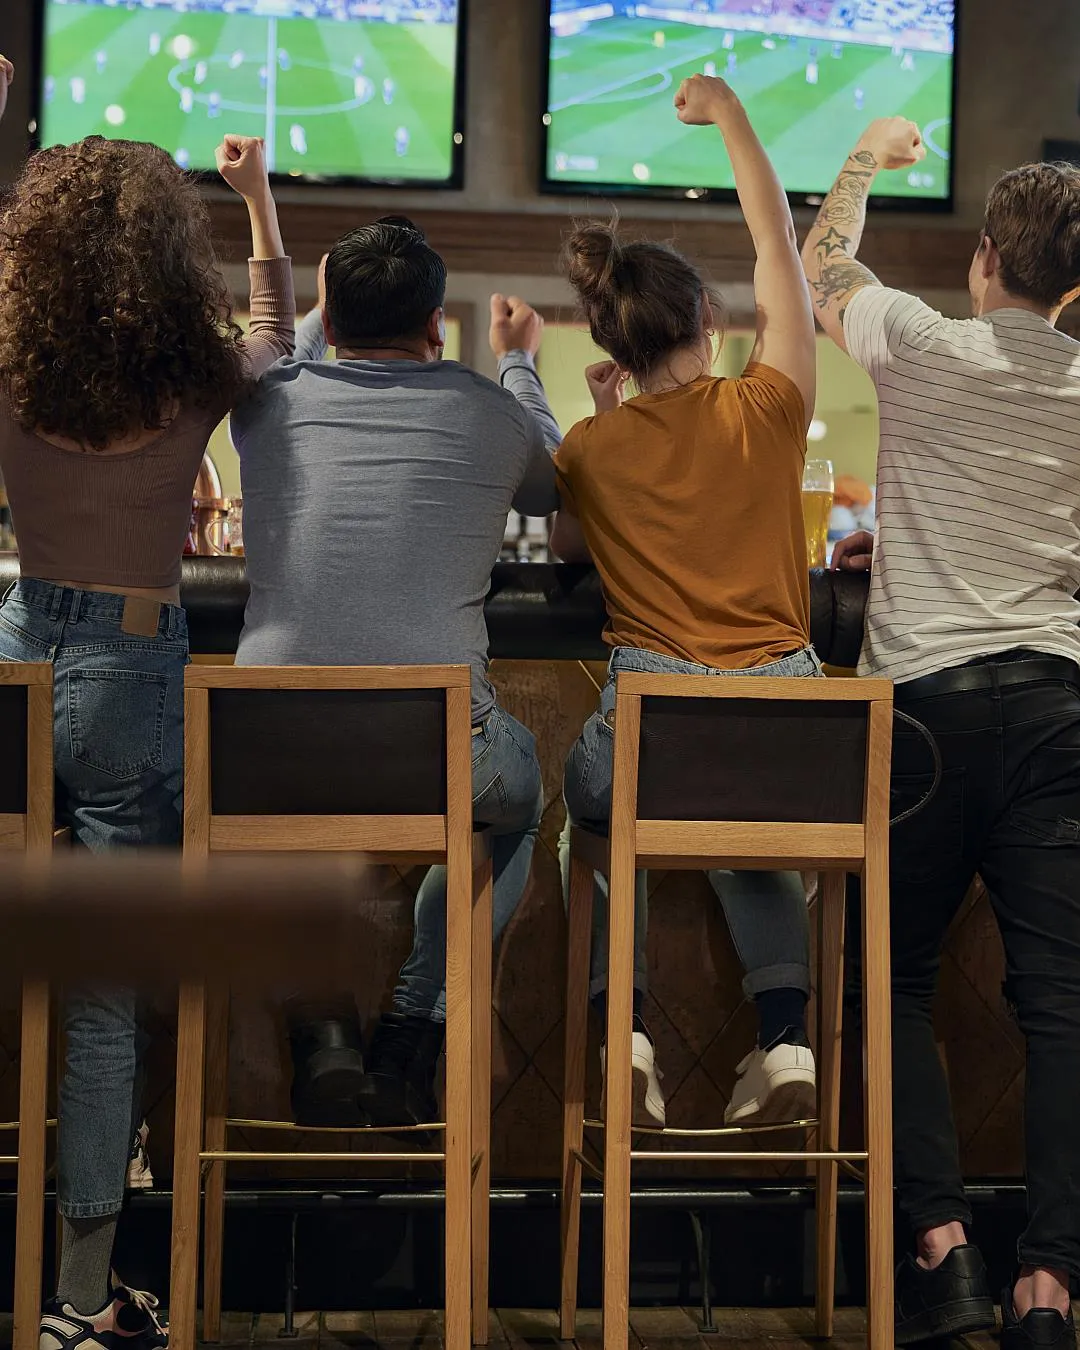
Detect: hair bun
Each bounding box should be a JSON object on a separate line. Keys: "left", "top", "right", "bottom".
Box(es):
{"left": 564, "top": 223, "right": 621, "bottom": 297}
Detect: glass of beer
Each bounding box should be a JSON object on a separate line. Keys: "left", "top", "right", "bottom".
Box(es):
{"left": 802, "top": 459, "right": 834, "bottom": 570}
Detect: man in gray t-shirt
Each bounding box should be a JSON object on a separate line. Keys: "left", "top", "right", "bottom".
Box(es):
{"left": 233, "top": 217, "right": 560, "bottom": 1131}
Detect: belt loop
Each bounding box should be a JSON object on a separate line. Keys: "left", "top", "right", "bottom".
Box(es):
{"left": 68, "top": 589, "right": 82, "bottom": 625}
{"left": 48, "top": 586, "right": 63, "bottom": 622}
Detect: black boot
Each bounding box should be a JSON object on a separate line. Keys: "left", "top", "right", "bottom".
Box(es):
{"left": 1001, "top": 1284, "right": 1077, "bottom": 1349}
{"left": 358, "top": 1012, "right": 444, "bottom": 1134}
{"left": 285, "top": 997, "right": 367, "bottom": 1128}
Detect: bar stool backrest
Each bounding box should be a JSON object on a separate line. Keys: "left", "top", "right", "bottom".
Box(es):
{"left": 0, "top": 664, "right": 53, "bottom": 853}
{"left": 637, "top": 694, "right": 867, "bottom": 824}
{"left": 184, "top": 665, "right": 473, "bottom": 858}
{"left": 208, "top": 687, "right": 446, "bottom": 815}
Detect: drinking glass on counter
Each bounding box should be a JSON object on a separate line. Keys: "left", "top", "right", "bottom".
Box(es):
{"left": 228, "top": 496, "right": 244, "bottom": 556}
{"left": 802, "top": 459, "right": 834, "bottom": 570}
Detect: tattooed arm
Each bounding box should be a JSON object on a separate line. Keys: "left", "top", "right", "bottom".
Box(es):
{"left": 802, "top": 118, "right": 925, "bottom": 351}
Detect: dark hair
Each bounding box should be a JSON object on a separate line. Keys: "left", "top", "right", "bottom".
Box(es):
{"left": 0, "top": 137, "right": 244, "bottom": 450}
{"left": 984, "top": 163, "right": 1080, "bottom": 308}
{"left": 563, "top": 221, "right": 723, "bottom": 382}
{"left": 324, "top": 216, "right": 447, "bottom": 347}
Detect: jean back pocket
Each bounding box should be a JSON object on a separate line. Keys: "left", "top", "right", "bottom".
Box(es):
{"left": 68, "top": 668, "right": 170, "bottom": 779}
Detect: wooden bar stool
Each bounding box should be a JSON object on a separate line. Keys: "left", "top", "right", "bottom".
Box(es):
{"left": 559, "top": 673, "right": 895, "bottom": 1350}
{"left": 169, "top": 665, "right": 493, "bottom": 1350}
{"left": 0, "top": 662, "right": 56, "bottom": 1350}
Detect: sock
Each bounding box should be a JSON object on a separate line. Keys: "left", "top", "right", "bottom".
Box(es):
{"left": 591, "top": 987, "right": 645, "bottom": 1027}
{"left": 755, "top": 987, "right": 808, "bottom": 1051}
{"left": 57, "top": 1214, "right": 118, "bottom": 1315}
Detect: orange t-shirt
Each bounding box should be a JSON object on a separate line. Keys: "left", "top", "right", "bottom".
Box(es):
{"left": 553, "top": 363, "right": 810, "bottom": 669}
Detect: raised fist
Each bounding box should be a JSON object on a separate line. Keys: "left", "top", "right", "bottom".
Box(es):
{"left": 0, "top": 56, "right": 14, "bottom": 124}
{"left": 674, "top": 73, "right": 738, "bottom": 126}
{"left": 215, "top": 135, "right": 270, "bottom": 200}
{"left": 585, "top": 361, "right": 628, "bottom": 414}
{"left": 856, "top": 118, "right": 926, "bottom": 172}
{"left": 489, "top": 294, "right": 543, "bottom": 359}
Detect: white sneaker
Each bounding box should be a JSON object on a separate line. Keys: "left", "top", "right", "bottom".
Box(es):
{"left": 126, "top": 1121, "right": 154, "bottom": 1190}
{"left": 724, "top": 1038, "right": 816, "bottom": 1126}
{"left": 601, "top": 1021, "right": 666, "bottom": 1128}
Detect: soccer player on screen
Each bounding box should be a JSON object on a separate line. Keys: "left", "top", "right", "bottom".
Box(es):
{"left": 395, "top": 125, "right": 410, "bottom": 157}
{"left": 383, "top": 77, "right": 396, "bottom": 105}
{"left": 70, "top": 76, "right": 85, "bottom": 104}
{"left": 208, "top": 91, "right": 221, "bottom": 118}
{"left": 180, "top": 86, "right": 194, "bottom": 114}
{"left": 95, "top": 51, "right": 107, "bottom": 75}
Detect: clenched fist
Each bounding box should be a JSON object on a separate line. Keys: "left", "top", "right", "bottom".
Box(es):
{"left": 215, "top": 135, "right": 271, "bottom": 200}
{"left": 856, "top": 118, "right": 926, "bottom": 172}
{"left": 0, "top": 56, "right": 14, "bottom": 124}
{"left": 585, "top": 361, "right": 628, "bottom": 414}
{"left": 489, "top": 294, "right": 543, "bottom": 359}
{"left": 674, "top": 73, "right": 738, "bottom": 126}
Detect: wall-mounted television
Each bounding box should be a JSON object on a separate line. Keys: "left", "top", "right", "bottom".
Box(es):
{"left": 34, "top": 0, "right": 466, "bottom": 188}
{"left": 541, "top": 1, "right": 957, "bottom": 209}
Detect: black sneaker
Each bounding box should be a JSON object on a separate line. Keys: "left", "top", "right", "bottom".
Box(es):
{"left": 895, "top": 1244, "right": 996, "bottom": 1344}
{"left": 357, "top": 1012, "right": 444, "bottom": 1133}
{"left": 40, "top": 1283, "right": 168, "bottom": 1350}
{"left": 287, "top": 1011, "right": 367, "bottom": 1128}
{"left": 1001, "top": 1284, "right": 1077, "bottom": 1349}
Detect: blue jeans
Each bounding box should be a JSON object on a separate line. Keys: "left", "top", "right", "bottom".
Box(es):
{"left": 394, "top": 703, "right": 544, "bottom": 1023}
{"left": 0, "top": 579, "right": 187, "bottom": 1217}
{"left": 561, "top": 645, "right": 819, "bottom": 1002}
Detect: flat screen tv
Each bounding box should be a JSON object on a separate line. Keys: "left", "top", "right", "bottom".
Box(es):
{"left": 33, "top": 0, "right": 466, "bottom": 187}
{"left": 542, "top": 1, "right": 957, "bottom": 209}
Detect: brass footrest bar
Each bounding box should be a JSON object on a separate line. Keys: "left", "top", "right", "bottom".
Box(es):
{"left": 0, "top": 1155, "right": 20, "bottom": 1164}
{"left": 571, "top": 1147, "right": 603, "bottom": 1182}
{"left": 0, "top": 1119, "right": 58, "bottom": 1132}
{"left": 225, "top": 1117, "right": 445, "bottom": 1134}
{"left": 199, "top": 1150, "right": 444, "bottom": 1163}
{"left": 629, "top": 1149, "right": 869, "bottom": 1163}
{"left": 583, "top": 1117, "right": 817, "bottom": 1137}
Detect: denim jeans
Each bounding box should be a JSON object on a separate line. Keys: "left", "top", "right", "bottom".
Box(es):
{"left": 394, "top": 703, "right": 544, "bottom": 1023}
{"left": 561, "top": 645, "right": 819, "bottom": 1001}
{"left": 888, "top": 655, "right": 1080, "bottom": 1280}
{"left": 0, "top": 579, "right": 187, "bottom": 1217}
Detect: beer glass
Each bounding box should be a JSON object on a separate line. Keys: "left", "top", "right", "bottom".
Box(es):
{"left": 802, "top": 459, "right": 834, "bottom": 570}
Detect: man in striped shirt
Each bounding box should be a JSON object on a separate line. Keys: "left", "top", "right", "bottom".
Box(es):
{"left": 804, "top": 121, "right": 1080, "bottom": 1350}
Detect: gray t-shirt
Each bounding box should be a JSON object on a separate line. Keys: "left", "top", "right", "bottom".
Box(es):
{"left": 233, "top": 309, "right": 561, "bottom": 719}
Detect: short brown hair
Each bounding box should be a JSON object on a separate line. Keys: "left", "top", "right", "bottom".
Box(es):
{"left": 563, "top": 221, "right": 723, "bottom": 382}
{"left": 983, "top": 162, "right": 1080, "bottom": 309}
{"left": 0, "top": 137, "right": 245, "bottom": 451}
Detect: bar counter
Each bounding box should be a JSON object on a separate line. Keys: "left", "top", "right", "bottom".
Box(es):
{"left": 0, "top": 554, "right": 1021, "bottom": 1190}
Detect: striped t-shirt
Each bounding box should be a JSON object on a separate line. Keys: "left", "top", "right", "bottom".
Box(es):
{"left": 843, "top": 286, "right": 1080, "bottom": 685}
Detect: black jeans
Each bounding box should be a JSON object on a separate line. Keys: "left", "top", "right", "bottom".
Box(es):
{"left": 890, "top": 653, "right": 1080, "bottom": 1281}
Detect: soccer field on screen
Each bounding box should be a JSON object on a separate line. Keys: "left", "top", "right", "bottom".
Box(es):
{"left": 40, "top": 2, "right": 459, "bottom": 182}
{"left": 546, "top": 17, "right": 952, "bottom": 200}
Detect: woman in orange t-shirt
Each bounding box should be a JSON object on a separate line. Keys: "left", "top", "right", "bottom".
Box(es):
{"left": 552, "top": 74, "right": 820, "bottom": 1131}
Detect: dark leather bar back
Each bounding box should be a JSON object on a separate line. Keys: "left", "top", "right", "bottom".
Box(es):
{"left": 636, "top": 696, "right": 867, "bottom": 824}
{"left": 209, "top": 689, "right": 447, "bottom": 816}
{"left": 0, "top": 685, "right": 28, "bottom": 815}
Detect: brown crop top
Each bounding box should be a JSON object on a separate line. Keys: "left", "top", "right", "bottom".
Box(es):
{"left": 0, "top": 257, "right": 295, "bottom": 590}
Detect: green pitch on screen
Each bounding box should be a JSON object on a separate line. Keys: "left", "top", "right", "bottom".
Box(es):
{"left": 40, "top": 2, "right": 459, "bottom": 182}
{"left": 547, "top": 19, "right": 951, "bottom": 200}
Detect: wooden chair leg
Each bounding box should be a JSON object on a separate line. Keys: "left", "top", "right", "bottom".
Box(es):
{"left": 602, "top": 837, "right": 636, "bottom": 1350}
{"left": 471, "top": 846, "right": 494, "bottom": 1347}
{"left": 170, "top": 981, "right": 208, "bottom": 1350}
{"left": 862, "top": 855, "right": 894, "bottom": 1349}
{"left": 560, "top": 846, "right": 593, "bottom": 1340}
{"left": 14, "top": 979, "right": 50, "bottom": 1350}
{"left": 201, "top": 984, "right": 231, "bottom": 1343}
{"left": 815, "top": 872, "right": 846, "bottom": 1340}
{"left": 444, "top": 839, "right": 473, "bottom": 1350}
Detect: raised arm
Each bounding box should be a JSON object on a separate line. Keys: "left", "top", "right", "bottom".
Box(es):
{"left": 489, "top": 294, "right": 563, "bottom": 454}
{"left": 216, "top": 135, "right": 295, "bottom": 377}
{"left": 0, "top": 55, "right": 13, "bottom": 123}
{"left": 801, "top": 118, "right": 924, "bottom": 351}
{"left": 675, "top": 74, "right": 815, "bottom": 422}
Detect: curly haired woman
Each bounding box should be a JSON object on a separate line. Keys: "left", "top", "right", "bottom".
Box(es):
{"left": 0, "top": 56, "right": 294, "bottom": 1349}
